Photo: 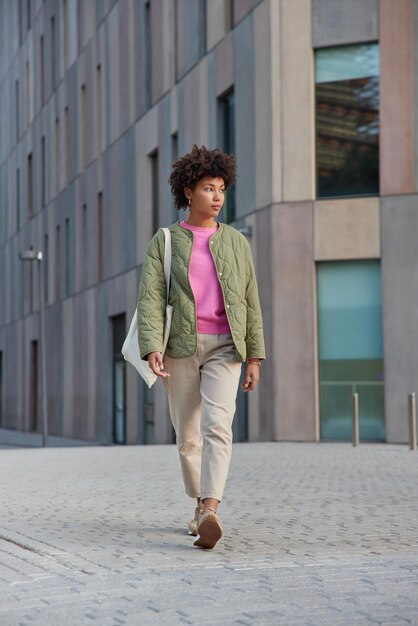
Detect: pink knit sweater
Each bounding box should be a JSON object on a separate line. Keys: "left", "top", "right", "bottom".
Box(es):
{"left": 180, "top": 221, "right": 231, "bottom": 334}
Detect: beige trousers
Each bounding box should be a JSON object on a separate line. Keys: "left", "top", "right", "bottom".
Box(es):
{"left": 162, "top": 333, "right": 242, "bottom": 502}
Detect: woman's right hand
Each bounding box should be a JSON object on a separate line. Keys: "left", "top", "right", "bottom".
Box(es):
{"left": 147, "top": 352, "right": 170, "bottom": 378}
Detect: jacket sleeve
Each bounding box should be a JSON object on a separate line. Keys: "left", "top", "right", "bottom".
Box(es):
{"left": 244, "top": 241, "right": 266, "bottom": 360}
{"left": 136, "top": 231, "right": 166, "bottom": 360}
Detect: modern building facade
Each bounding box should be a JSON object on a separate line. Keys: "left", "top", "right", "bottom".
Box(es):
{"left": 0, "top": 0, "right": 417, "bottom": 445}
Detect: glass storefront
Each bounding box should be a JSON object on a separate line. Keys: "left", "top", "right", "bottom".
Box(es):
{"left": 317, "top": 261, "right": 385, "bottom": 441}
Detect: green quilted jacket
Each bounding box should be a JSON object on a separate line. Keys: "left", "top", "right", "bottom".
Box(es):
{"left": 137, "top": 222, "right": 265, "bottom": 362}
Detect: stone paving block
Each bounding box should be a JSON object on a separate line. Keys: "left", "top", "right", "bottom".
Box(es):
{"left": 0, "top": 442, "right": 418, "bottom": 625}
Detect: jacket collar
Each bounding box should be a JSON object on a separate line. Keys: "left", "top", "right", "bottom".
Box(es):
{"left": 171, "top": 221, "right": 223, "bottom": 239}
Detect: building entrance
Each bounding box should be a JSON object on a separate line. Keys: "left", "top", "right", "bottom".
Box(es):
{"left": 317, "top": 261, "right": 385, "bottom": 441}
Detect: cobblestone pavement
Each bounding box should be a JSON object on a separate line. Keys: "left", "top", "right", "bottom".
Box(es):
{"left": 0, "top": 440, "right": 418, "bottom": 625}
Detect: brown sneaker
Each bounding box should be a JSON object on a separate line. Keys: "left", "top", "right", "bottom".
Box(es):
{"left": 193, "top": 508, "right": 223, "bottom": 549}
{"left": 188, "top": 503, "right": 204, "bottom": 536}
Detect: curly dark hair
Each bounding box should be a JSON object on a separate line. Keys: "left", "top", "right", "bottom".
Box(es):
{"left": 168, "top": 145, "right": 237, "bottom": 210}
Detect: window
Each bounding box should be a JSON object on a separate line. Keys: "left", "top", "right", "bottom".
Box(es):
{"left": 175, "top": 0, "right": 206, "bottom": 77}
{"left": 315, "top": 43, "right": 379, "bottom": 198}
{"left": 55, "top": 224, "right": 61, "bottom": 300}
{"left": 81, "top": 203, "right": 87, "bottom": 287}
{"left": 143, "top": 0, "right": 152, "bottom": 108}
{"left": 16, "top": 168, "right": 20, "bottom": 230}
{"left": 41, "top": 136, "right": 46, "bottom": 207}
{"left": 40, "top": 35, "right": 45, "bottom": 106}
{"left": 97, "top": 192, "right": 104, "bottom": 281}
{"left": 96, "top": 65, "right": 103, "bottom": 154}
{"left": 25, "top": 61, "right": 30, "bottom": 126}
{"left": 80, "top": 84, "right": 87, "bottom": 168}
{"left": 55, "top": 117, "right": 60, "bottom": 193}
{"left": 19, "top": 0, "right": 23, "bottom": 44}
{"left": 199, "top": 0, "right": 207, "bottom": 57}
{"left": 29, "top": 340, "right": 38, "bottom": 432}
{"left": 65, "top": 218, "right": 70, "bottom": 296}
{"left": 171, "top": 132, "right": 178, "bottom": 163}
{"left": 143, "top": 384, "right": 154, "bottom": 444}
{"left": 51, "top": 16, "right": 56, "bottom": 89}
{"left": 15, "top": 79, "right": 19, "bottom": 141}
{"left": 44, "top": 233, "right": 49, "bottom": 303}
{"left": 171, "top": 133, "right": 179, "bottom": 220}
{"left": 27, "top": 153, "right": 33, "bottom": 217}
{"left": 150, "top": 151, "right": 159, "bottom": 233}
{"left": 225, "top": 0, "right": 234, "bottom": 32}
{"left": 29, "top": 246, "right": 34, "bottom": 313}
{"left": 27, "top": 0, "right": 31, "bottom": 29}
{"left": 64, "top": 106, "right": 69, "bottom": 182}
{"left": 63, "top": 0, "right": 68, "bottom": 71}
{"left": 317, "top": 261, "right": 385, "bottom": 441}
{"left": 218, "top": 89, "right": 235, "bottom": 223}
{"left": 112, "top": 314, "right": 127, "bottom": 444}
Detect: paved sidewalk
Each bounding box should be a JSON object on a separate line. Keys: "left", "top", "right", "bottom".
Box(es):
{"left": 0, "top": 441, "right": 418, "bottom": 626}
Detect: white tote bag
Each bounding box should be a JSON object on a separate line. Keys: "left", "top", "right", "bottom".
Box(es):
{"left": 121, "top": 228, "right": 173, "bottom": 388}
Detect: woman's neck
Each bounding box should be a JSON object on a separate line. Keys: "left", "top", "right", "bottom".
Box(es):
{"left": 185, "top": 215, "right": 218, "bottom": 228}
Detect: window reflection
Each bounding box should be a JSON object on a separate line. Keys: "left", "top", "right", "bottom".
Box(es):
{"left": 315, "top": 44, "right": 379, "bottom": 198}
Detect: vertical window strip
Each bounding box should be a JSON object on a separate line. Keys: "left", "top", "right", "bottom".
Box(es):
{"left": 171, "top": 133, "right": 179, "bottom": 220}
{"left": 150, "top": 151, "right": 159, "bottom": 234}
{"left": 55, "top": 117, "right": 60, "bottom": 194}
{"left": 27, "top": 152, "right": 33, "bottom": 218}
{"left": 64, "top": 106, "right": 69, "bottom": 183}
{"left": 51, "top": 16, "right": 56, "bottom": 89}
{"left": 41, "top": 136, "right": 46, "bottom": 207}
{"left": 199, "top": 0, "right": 207, "bottom": 58}
{"left": 82, "top": 203, "right": 87, "bottom": 288}
{"left": 27, "top": 0, "right": 31, "bottom": 30}
{"left": 44, "top": 233, "right": 49, "bottom": 303}
{"left": 40, "top": 35, "right": 45, "bottom": 107}
{"left": 218, "top": 89, "right": 235, "bottom": 223}
{"left": 15, "top": 79, "right": 19, "bottom": 141}
{"left": 225, "top": 0, "right": 234, "bottom": 32}
{"left": 16, "top": 168, "right": 20, "bottom": 230}
{"left": 144, "top": 1, "right": 152, "bottom": 108}
{"left": 80, "top": 84, "right": 86, "bottom": 169}
{"left": 19, "top": 0, "right": 23, "bottom": 44}
{"left": 55, "top": 224, "right": 61, "bottom": 301}
{"left": 25, "top": 61, "right": 30, "bottom": 126}
{"left": 96, "top": 65, "right": 103, "bottom": 154}
{"left": 97, "top": 191, "right": 103, "bottom": 282}
{"left": 63, "top": 0, "right": 68, "bottom": 72}
{"left": 65, "top": 217, "right": 70, "bottom": 296}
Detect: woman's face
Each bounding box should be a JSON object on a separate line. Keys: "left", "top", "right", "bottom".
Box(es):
{"left": 184, "top": 176, "right": 225, "bottom": 219}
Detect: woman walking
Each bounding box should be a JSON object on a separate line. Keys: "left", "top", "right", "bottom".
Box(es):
{"left": 137, "top": 145, "right": 265, "bottom": 549}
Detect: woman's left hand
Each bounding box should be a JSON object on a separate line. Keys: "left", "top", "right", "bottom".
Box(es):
{"left": 241, "top": 363, "right": 260, "bottom": 392}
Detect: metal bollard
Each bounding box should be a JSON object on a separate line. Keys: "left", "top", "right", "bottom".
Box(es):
{"left": 352, "top": 392, "right": 359, "bottom": 447}
{"left": 409, "top": 393, "right": 417, "bottom": 451}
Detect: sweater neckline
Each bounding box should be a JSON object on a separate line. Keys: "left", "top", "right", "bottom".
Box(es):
{"left": 179, "top": 221, "right": 219, "bottom": 233}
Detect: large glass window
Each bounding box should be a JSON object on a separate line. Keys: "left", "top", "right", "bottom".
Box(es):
{"left": 315, "top": 43, "right": 379, "bottom": 198}
{"left": 317, "top": 261, "right": 385, "bottom": 441}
